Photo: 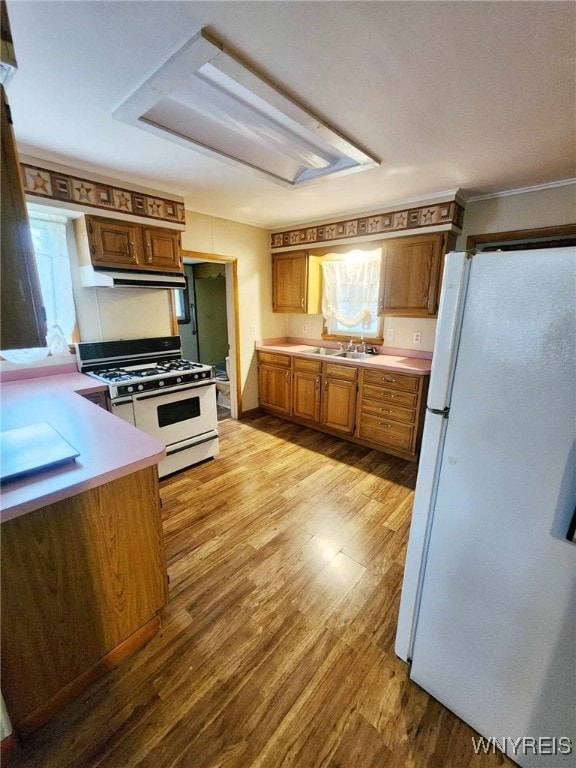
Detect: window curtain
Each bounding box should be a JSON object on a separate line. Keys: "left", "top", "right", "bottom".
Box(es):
{"left": 28, "top": 213, "right": 76, "bottom": 348}
{"left": 321, "top": 250, "right": 380, "bottom": 334}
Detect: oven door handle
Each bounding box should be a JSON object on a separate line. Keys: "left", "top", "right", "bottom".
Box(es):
{"left": 134, "top": 381, "right": 213, "bottom": 401}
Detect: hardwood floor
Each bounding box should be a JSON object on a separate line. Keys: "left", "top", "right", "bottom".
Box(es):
{"left": 9, "top": 415, "right": 511, "bottom": 768}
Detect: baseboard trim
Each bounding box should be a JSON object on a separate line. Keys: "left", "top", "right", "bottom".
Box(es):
{"left": 239, "top": 406, "right": 262, "bottom": 419}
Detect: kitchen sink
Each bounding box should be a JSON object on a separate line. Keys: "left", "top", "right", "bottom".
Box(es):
{"left": 300, "top": 347, "right": 375, "bottom": 360}
{"left": 338, "top": 351, "right": 374, "bottom": 360}
{"left": 301, "top": 347, "right": 344, "bottom": 356}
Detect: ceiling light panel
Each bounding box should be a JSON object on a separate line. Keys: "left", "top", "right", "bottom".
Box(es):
{"left": 113, "top": 29, "right": 379, "bottom": 187}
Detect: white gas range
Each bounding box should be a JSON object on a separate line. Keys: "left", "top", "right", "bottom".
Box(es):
{"left": 76, "top": 336, "right": 218, "bottom": 478}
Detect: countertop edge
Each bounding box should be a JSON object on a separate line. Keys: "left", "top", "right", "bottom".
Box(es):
{"left": 1, "top": 373, "right": 166, "bottom": 523}
{"left": 255, "top": 343, "right": 432, "bottom": 375}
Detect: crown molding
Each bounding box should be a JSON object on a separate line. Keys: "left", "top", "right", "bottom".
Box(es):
{"left": 466, "top": 178, "right": 576, "bottom": 203}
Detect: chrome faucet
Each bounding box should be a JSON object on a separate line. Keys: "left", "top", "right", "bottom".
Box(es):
{"left": 356, "top": 337, "right": 366, "bottom": 354}
{"left": 346, "top": 339, "right": 355, "bottom": 351}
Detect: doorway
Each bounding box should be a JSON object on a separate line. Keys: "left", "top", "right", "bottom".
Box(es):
{"left": 176, "top": 255, "right": 239, "bottom": 420}
{"left": 179, "top": 262, "right": 228, "bottom": 368}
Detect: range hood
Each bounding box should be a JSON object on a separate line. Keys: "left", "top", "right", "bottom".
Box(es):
{"left": 79, "top": 265, "right": 186, "bottom": 289}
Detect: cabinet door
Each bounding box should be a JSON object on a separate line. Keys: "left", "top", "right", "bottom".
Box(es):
{"left": 88, "top": 217, "right": 140, "bottom": 268}
{"left": 321, "top": 377, "right": 356, "bottom": 434}
{"left": 292, "top": 370, "right": 321, "bottom": 423}
{"left": 258, "top": 364, "right": 291, "bottom": 414}
{"left": 142, "top": 227, "right": 182, "bottom": 272}
{"left": 378, "top": 233, "right": 445, "bottom": 317}
{"left": 272, "top": 251, "right": 307, "bottom": 313}
{"left": 0, "top": 85, "right": 47, "bottom": 350}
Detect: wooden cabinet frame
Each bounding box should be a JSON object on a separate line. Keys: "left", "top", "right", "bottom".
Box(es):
{"left": 77, "top": 215, "right": 183, "bottom": 274}
{"left": 258, "top": 351, "right": 429, "bottom": 461}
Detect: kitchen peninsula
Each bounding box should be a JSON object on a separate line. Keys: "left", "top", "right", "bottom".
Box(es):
{"left": 0, "top": 365, "right": 169, "bottom": 736}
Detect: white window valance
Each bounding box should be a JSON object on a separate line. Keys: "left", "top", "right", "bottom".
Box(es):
{"left": 321, "top": 249, "right": 381, "bottom": 336}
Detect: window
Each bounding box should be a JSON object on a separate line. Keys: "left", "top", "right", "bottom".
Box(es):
{"left": 321, "top": 246, "right": 382, "bottom": 341}
{"left": 28, "top": 211, "right": 76, "bottom": 348}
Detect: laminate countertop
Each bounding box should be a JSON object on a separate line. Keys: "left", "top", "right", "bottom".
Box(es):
{"left": 256, "top": 343, "right": 432, "bottom": 376}
{"left": 0, "top": 373, "right": 165, "bottom": 523}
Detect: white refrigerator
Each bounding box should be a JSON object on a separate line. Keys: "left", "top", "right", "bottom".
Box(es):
{"left": 395, "top": 248, "right": 576, "bottom": 767}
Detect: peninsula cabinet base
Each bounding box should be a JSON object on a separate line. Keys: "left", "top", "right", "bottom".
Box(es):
{"left": 16, "top": 617, "right": 161, "bottom": 738}
{"left": 1, "top": 466, "right": 168, "bottom": 736}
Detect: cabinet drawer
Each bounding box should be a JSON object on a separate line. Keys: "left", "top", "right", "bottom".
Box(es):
{"left": 358, "top": 415, "right": 413, "bottom": 450}
{"left": 257, "top": 351, "right": 291, "bottom": 367}
{"left": 362, "top": 385, "right": 418, "bottom": 408}
{"left": 293, "top": 357, "right": 321, "bottom": 374}
{"left": 323, "top": 362, "right": 358, "bottom": 381}
{"left": 362, "top": 369, "right": 419, "bottom": 392}
{"left": 360, "top": 400, "right": 415, "bottom": 424}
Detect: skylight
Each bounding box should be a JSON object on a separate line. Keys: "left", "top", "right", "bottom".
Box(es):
{"left": 113, "top": 29, "right": 379, "bottom": 187}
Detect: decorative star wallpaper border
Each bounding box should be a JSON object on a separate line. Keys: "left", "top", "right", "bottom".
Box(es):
{"left": 271, "top": 200, "right": 465, "bottom": 249}
{"left": 21, "top": 163, "right": 186, "bottom": 225}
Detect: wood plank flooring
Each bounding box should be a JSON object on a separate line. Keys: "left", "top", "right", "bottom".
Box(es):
{"left": 9, "top": 415, "right": 511, "bottom": 768}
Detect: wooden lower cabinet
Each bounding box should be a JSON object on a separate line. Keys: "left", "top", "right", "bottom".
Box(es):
{"left": 0, "top": 466, "right": 168, "bottom": 735}
{"left": 292, "top": 357, "right": 321, "bottom": 423}
{"left": 258, "top": 351, "right": 428, "bottom": 461}
{"left": 356, "top": 368, "right": 428, "bottom": 459}
{"left": 80, "top": 389, "right": 111, "bottom": 411}
{"left": 257, "top": 352, "right": 292, "bottom": 415}
{"left": 321, "top": 363, "right": 357, "bottom": 435}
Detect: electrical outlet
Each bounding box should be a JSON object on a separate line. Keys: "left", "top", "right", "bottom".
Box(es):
{"left": 413, "top": 332, "right": 422, "bottom": 344}
{"left": 302, "top": 324, "right": 308, "bottom": 333}
{"left": 386, "top": 328, "right": 395, "bottom": 341}
{"left": 250, "top": 324, "right": 256, "bottom": 334}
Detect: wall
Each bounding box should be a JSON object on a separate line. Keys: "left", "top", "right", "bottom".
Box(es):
{"left": 287, "top": 314, "right": 438, "bottom": 353}
{"left": 456, "top": 182, "right": 575, "bottom": 248}
{"left": 181, "top": 211, "right": 286, "bottom": 412}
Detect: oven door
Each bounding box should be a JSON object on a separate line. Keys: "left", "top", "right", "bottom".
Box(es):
{"left": 132, "top": 381, "right": 217, "bottom": 446}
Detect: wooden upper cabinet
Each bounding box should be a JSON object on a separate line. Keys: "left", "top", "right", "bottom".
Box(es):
{"left": 0, "top": 85, "right": 47, "bottom": 350}
{"left": 88, "top": 217, "right": 139, "bottom": 268}
{"left": 378, "top": 232, "right": 453, "bottom": 318}
{"left": 143, "top": 227, "right": 182, "bottom": 271}
{"left": 85, "top": 215, "right": 183, "bottom": 273}
{"left": 272, "top": 251, "right": 321, "bottom": 313}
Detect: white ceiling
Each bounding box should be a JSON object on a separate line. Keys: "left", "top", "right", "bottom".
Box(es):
{"left": 7, "top": 1, "right": 575, "bottom": 230}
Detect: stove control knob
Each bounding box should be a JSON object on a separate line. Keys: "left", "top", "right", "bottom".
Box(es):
{"left": 159, "top": 380, "right": 165, "bottom": 387}
{"left": 138, "top": 384, "right": 144, "bottom": 391}
{"left": 127, "top": 386, "right": 134, "bottom": 393}
{"left": 194, "top": 373, "right": 199, "bottom": 380}
{"left": 176, "top": 377, "right": 182, "bottom": 383}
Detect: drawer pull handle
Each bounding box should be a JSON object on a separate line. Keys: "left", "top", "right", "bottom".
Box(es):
{"left": 383, "top": 376, "right": 396, "bottom": 382}
{"left": 380, "top": 422, "right": 393, "bottom": 428}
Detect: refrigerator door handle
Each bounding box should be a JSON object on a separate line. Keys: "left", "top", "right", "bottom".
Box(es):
{"left": 427, "top": 407, "right": 450, "bottom": 418}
